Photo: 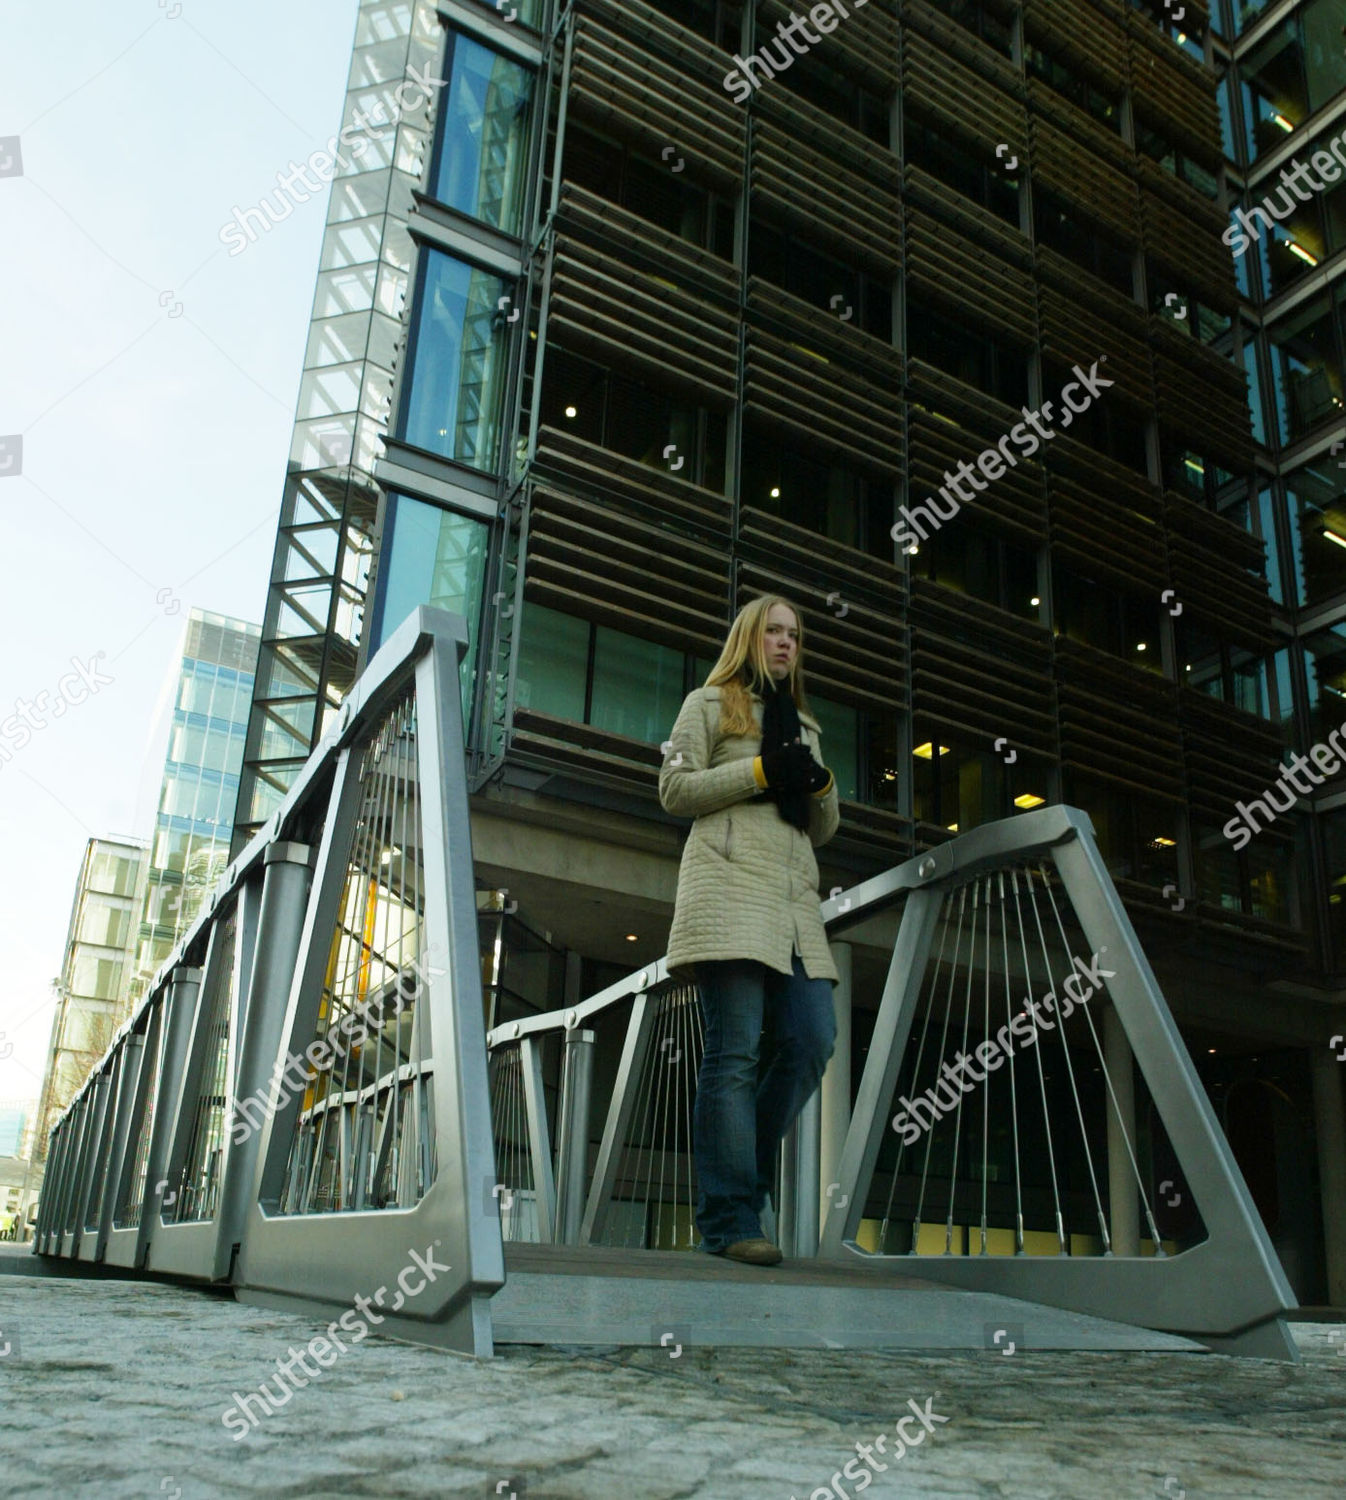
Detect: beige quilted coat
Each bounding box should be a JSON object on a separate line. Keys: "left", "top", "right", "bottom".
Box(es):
{"left": 659, "top": 684, "right": 840, "bottom": 985}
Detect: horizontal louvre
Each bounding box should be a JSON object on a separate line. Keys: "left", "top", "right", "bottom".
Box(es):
{"left": 1180, "top": 691, "right": 1290, "bottom": 831}
{"left": 1038, "top": 285, "right": 1152, "bottom": 409}
{"left": 556, "top": 182, "right": 740, "bottom": 306}
{"left": 901, "top": 19, "right": 1026, "bottom": 157}
{"left": 902, "top": 164, "right": 1035, "bottom": 271}
{"left": 1137, "top": 163, "right": 1238, "bottom": 314}
{"left": 533, "top": 425, "right": 732, "bottom": 538}
{"left": 1150, "top": 319, "right": 1255, "bottom": 473}
{"left": 1055, "top": 638, "right": 1185, "bottom": 801}
{"left": 745, "top": 276, "right": 904, "bottom": 385}
{"left": 1046, "top": 463, "right": 1167, "bottom": 592}
{"left": 743, "top": 322, "right": 904, "bottom": 476}
{"left": 549, "top": 236, "right": 739, "bottom": 405}
{"left": 753, "top": 70, "right": 900, "bottom": 184}
{"left": 737, "top": 506, "right": 905, "bottom": 629}
{"left": 569, "top": 12, "right": 745, "bottom": 190}
{"left": 906, "top": 408, "right": 1047, "bottom": 545}
{"left": 758, "top": 0, "right": 899, "bottom": 93}
{"left": 1164, "top": 493, "right": 1275, "bottom": 650}
{"left": 751, "top": 118, "right": 901, "bottom": 274}
{"left": 735, "top": 560, "right": 906, "bottom": 711}
{"left": 910, "top": 579, "right": 1056, "bottom": 755}
{"left": 905, "top": 206, "right": 1037, "bottom": 347}
{"left": 1125, "top": 20, "right": 1221, "bottom": 170}
{"left": 906, "top": 358, "right": 1026, "bottom": 446}
{"left": 525, "top": 485, "right": 730, "bottom": 655}
{"left": 1029, "top": 108, "right": 1139, "bottom": 243}
{"left": 1022, "top": 0, "right": 1127, "bottom": 93}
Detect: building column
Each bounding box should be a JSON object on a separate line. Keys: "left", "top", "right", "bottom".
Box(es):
{"left": 819, "top": 940, "right": 852, "bottom": 1237}
{"left": 1105, "top": 1004, "right": 1141, "bottom": 1256}
{"left": 1310, "top": 1045, "right": 1346, "bottom": 1307}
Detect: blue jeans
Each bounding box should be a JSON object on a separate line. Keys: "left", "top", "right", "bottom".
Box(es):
{"left": 692, "top": 953, "right": 836, "bottom": 1252}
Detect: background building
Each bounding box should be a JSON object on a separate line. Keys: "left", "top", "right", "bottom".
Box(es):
{"left": 25, "top": 837, "right": 148, "bottom": 1227}
{"left": 127, "top": 609, "right": 260, "bottom": 1001}
{"left": 221, "top": 0, "right": 1346, "bottom": 1303}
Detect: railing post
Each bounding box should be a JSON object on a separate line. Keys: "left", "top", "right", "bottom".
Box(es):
{"left": 219, "top": 843, "right": 313, "bottom": 1274}
{"left": 779, "top": 1091, "right": 821, "bottom": 1259}
{"left": 554, "top": 1026, "right": 595, "bottom": 1244}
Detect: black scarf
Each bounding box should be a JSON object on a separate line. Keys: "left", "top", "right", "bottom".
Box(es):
{"left": 754, "top": 672, "right": 812, "bottom": 833}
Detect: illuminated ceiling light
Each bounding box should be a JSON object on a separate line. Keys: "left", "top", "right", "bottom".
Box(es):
{"left": 913, "top": 742, "right": 950, "bottom": 759}
{"left": 1030, "top": 596, "right": 1041, "bottom": 606}
{"left": 1287, "top": 242, "right": 1319, "bottom": 266}
{"left": 1185, "top": 664, "right": 1192, "bottom": 671}
{"left": 1184, "top": 457, "right": 1205, "bottom": 475}
{"left": 1152, "top": 836, "right": 1177, "bottom": 847}
{"left": 1270, "top": 113, "right": 1295, "bottom": 133}
{"left": 1136, "top": 641, "right": 1148, "bottom": 652}
{"left": 564, "top": 405, "right": 577, "bottom": 418}
{"left": 625, "top": 933, "right": 638, "bottom": 941}
{"left": 770, "top": 486, "right": 781, "bottom": 498}
{"left": 1015, "top": 793, "right": 1046, "bottom": 809}
{"left": 947, "top": 823, "right": 959, "bottom": 832}
{"left": 1323, "top": 528, "right": 1346, "bottom": 550}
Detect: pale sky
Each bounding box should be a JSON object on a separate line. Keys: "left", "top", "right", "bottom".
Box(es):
{"left": 0, "top": 1, "right": 359, "bottom": 1105}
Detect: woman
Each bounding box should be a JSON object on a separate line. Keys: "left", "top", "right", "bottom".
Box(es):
{"left": 658, "top": 594, "right": 840, "bottom": 1265}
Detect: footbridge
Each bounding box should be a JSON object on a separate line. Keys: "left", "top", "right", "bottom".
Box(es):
{"left": 32, "top": 609, "right": 1299, "bottom": 1360}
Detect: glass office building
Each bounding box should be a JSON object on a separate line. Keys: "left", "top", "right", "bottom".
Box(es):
{"left": 233, "top": 0, "right": 1346, "bottom": 1302}
{"left": 129, "top": 610, "right": 260, "bottom": 1000}
{"left": 29, "top": 838, "right": 149, "bottom": 1200}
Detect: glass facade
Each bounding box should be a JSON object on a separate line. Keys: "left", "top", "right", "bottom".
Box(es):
{"left": 133, "top": 611, "right": 259, "bottom": 1001}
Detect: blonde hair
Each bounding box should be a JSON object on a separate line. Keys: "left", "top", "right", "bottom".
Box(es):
{"left": 703, "top": 594, "right": 815, "bottom": 737}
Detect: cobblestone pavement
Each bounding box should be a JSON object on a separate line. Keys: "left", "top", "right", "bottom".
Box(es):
{"left": 0, "top": 1253, "right": 1342, "bottom": 1499}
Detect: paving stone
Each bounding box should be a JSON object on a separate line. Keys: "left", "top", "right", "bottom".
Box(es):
{"left": 0, "top": 1255, "right": 1342, "bottom": 1498}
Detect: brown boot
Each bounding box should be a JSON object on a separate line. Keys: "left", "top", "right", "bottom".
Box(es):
{"left": 718, "top": 1237, "right": 783, "bottom": 1265}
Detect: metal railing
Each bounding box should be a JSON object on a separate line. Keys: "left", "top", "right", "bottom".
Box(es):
{"left": 35, "top": 605, "right": 1299, "bottom": 1358}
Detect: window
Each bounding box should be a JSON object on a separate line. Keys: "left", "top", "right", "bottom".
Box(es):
{"left": 643, "top": 0, "right": 742, "bottom": 52}
{"left": 1267, "top": 290, "right": 1345, "bottom": 444}
{"left": 1053, "top": 567, "right": 1162, "bottom": 668}
{"left": 1302, "top": 622, "right": 1346, "bottom": 746}
{"left": 563, "top": 125, "right": 735, "bottom": 258}
{"left": 904, "top": 116, "right": 1020, "bottom": 226}
{"left": 774, "top": 39, "right": 891, "bottom": 143}
{"left": 1027, "top": 45, "right": 1122, "bottom": 132}
{"left": 1034, "top": 188, "right": 1135, "bottom": 296}
{"left": 1239, "top": 1, "right": 1343, "bottom": 160}
{"left": 913, "top": 526, "right": 1040, "bottom": 621}
{"left": 749, "top": 222, "right": 892, "bottom": 339}
{"left": 808, "top": 694, "right": 860, "bottom": 802}
{"left": 540, "top": 346, "right": 728, "bottom": 491}
{"left": 1287, "top": 457, "right": 1346, "bottom": 610}
{"left": 397, "top": 250, "right": 512, "bottom": 470}
{"left": 428, "top": 35, "right": 533, "bottom": 235}
{"left": 516, "top": 602, "right": 589, "bottom": 721}
{"left": 926, "top": 0, "right": 1013, "bottom": 56}
{"left": 1136, "top": 125, "right": 1219, "bottom": 200}
{"left": 912, "top": 733, "right": 1053, "bottom": 834}
{"left": 591, "top": 627, "right": 686, "bottom": 744}
{"left": 908, "top": 302, "right": 1030, "bottom": 410}
{"left": 1063, "top": 773, "right": 1180, "bottom": 889}
{"left": 740, "top": 420, "right": 894, "bottom": 556}
{"left": 366, "top": 493, "right": 490, "bottom": 727}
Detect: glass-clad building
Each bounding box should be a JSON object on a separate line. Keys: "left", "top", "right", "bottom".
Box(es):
{"left": 233, "top": 0, "right": 1346, "bottom": 1304}
{"left": 129, "top": 609, "right": 260, "bottom": 1000}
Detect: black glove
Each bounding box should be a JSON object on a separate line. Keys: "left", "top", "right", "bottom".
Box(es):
{"left": 760, "top": 742, "right": 811, "bottom": 791}
{"left": 804, "top": 755, "right": 831, "bottom": 794}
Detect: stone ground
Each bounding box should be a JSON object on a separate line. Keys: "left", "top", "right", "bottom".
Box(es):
{"left": 0, "top": 1248, "right": 1342, "bottom": 1499}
